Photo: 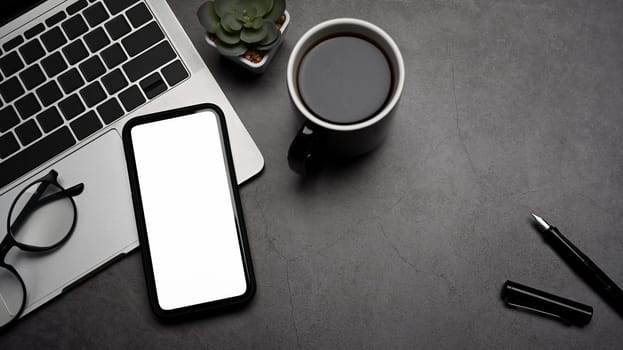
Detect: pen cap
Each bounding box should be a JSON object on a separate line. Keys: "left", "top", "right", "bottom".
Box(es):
{"left": 501, "top": 280, "right": 592, "bottom": 326}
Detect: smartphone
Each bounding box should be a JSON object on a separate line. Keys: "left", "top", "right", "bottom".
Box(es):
{"left": 122, "top": 104, "right": 255, "bottom": 319}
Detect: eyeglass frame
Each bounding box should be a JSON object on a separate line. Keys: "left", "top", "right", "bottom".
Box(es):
{"left": 0, "top": 169, "right": 84, "bottom": 331}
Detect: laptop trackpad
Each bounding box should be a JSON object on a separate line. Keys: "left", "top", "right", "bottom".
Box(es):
{"left": 0, "top": 130, "right": 139, "bottom": 317}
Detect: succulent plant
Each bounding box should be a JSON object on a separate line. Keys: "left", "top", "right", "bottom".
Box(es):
{"left": 197, "top": 0, "right": 286, "bottom": 57}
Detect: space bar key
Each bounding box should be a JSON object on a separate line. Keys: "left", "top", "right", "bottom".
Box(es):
{"left": 0, "top": 127, "right": 76, "bottom": 189}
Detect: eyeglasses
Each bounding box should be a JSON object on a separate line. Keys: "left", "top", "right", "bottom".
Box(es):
{"left": 0, "top": 170, "right": 84, "bottom": 331}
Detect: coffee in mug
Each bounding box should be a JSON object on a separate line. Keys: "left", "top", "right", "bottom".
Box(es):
{"left": 297, "top": 35, "right": 393, "bottom": 125}
{"left": 287, "top": 18, "right": 405, "bottom": 175}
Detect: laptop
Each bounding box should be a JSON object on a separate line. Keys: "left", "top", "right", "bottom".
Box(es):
{"left": 0, "top": 0, "right": 264, "bottom": 321}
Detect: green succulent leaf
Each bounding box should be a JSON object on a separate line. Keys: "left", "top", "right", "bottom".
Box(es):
{"left": 240, "top": 23, "right": 268, "bottom": 43}
{"left": 221, "top": 23, "right": 233, "bottom": 33}
{"left": 215, "top": 40, "right": 248, "bottom": 56}
{"left": 235, "top": 5, "right": 258, "bottom": 23}
{"left": 263, "top": 0, "right": 285, "bottom": 22}
{"left": 215, "top": 0, "right": 236, "bottom": 17}
{"left": 253, "top": 0, "right": 273, "bottom": 16}
{"left": 257, "top": 21, "right": 279, "bottom": 46}
{"left": 221, "top": 13, "right": 242, "bottom": 32}
{"left": 242, "top": 17, "right": 264, "bottom": 29}
{"left": 217, "top": 25, "right": 241, "bottom": 44}
{"left": 256, "top": 39, "right": 279, "bottom": 51}
{"left": 214, "top": 0, "right": 237, "bottom": 17}
{"left": 197, "top": 1, "right": 220, "bottom": 34}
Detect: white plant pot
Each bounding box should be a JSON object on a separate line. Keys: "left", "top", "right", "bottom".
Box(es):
{"left": 205, "top": 10, "right": 290, "bottom": 74}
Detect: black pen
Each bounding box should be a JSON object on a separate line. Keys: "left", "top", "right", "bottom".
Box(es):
{"left": 532, "top": 213, "right": 623, "bottom": 317}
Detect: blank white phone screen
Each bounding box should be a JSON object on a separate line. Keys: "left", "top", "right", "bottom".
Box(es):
{"left": 131, "top": 110, "right": 247, "bottom": 311}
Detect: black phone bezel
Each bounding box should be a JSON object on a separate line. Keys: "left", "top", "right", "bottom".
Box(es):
{"left": 122, "top": 103, "right": 256, "bottom": 320}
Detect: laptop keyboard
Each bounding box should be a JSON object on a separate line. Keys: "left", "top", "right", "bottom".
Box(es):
{"left": 0, "top": 0, "right": 190, "bottom": 189}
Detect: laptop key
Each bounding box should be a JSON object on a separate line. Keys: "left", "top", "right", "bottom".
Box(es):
{"left": 19, "top": 39, "right": 46, "bottom": 65}
{"left": 37, "top": 107, "right": 64, "bottom": 132}
{"left": 45, "top": 11, "right": 67, "bottom": 27}
{"left": 0, "top": 133, "right": 20, "bottom": 159}
{"left": 2, "top": 36, "right": 24, "bottom": 52}
{"left": 0, "top": 52, "right": 25, "bottom": 77}
{"left": 0, "top": 106, "right": 20, "bottom": 133}
{"left": 19, "top": 64, "right": 46, "bottom": 90}
{"left": 161, "top": 60, "right": 188, "bottom": 86}
{"left": 15, "top": 93, "right": 42, "bottom": 120}
{"left": 58, "top": 94, "right": 86, "bottom": 120}
{"left": 101, "top": 43, "right": 127, "bottom": 69}
{"left": 139, "top": 72, "right": 166, "bottom": 99}
{"left": 83, "top": 3, "right": 110, "bottom": 27}
{"left": 24, "top": 24, "right": 45, "bottom": 39}
{"left": 104, "top": 0, "right": 140, "bottom": 15}
{"left": 105, "top": 15, "right": 131, "bottom": 40}
{"left": 79, "top": 56, "right": 106, "bottom": 82}
{"left": 97, "top": 98, "right": 124, "bottom": 124}
{"left": 123, "top": 41, "right": 175, "bottom": 82}
{"left": 84, "top": 28, "right": 110, "bottom": 53}
{"left": 62, "top": 15, "right": 89, "bottom": 40}
{"left": 67, "top": 0, "right": 88, "bottom": 15}
{"left": 41, "top": 52, "right": 68, "bottom": 78}
{"left": 62, "top": 40, "right": 89, "bottom": 65}
{"left": 41, "top": 27, "right": 67, "bottom": 52}
{"left": 127, "top": 3, "right": 152, "bottom": 28}
{"left": 69, "top": 111, "right": 103, "bottom": 140}
{"left": 80, "top": 81, "right": 106, "bottom": 107}
{"left": 15, "top": 119, "right": 42, "bottom": 146}
{"left": 121, "top": 22, "right": 164, "bottom": 57}
{"left": 118, "top": 85, "right": 145, "bottom": 111}
{"left": 0, "top": 127, "right": 76, "bottom": 188}
{"left": 36, "top": 80, "right": 64, "bottom": 107}
{"left": 58, "top": 68, "right": 85, "bottom": 94}
{"left": 0, "top": 77, "right": 25, "bottom": 103}
{"left": 101, "top": 69, "right": 128, "bottom": 94}
{"left": 71, "top": 111, "right": 103, "bottom": 140}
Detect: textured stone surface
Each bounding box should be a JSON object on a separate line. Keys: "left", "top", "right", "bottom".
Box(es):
{"left": 2, "top": 0, "right": 623, "bottom": 348}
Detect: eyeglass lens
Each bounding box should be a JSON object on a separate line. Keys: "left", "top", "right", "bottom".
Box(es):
{"left": 8, "top": 181, "right": 75, "bottom": 248}
{"left": 0, "top": 267, "right": 24, "bottom": 328}
{"left": 0, "top": 180, "right": 76, "bottom": 328}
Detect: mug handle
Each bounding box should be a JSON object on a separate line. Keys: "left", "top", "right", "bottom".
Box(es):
{"left": 288, "top": 122, "right": 321, "bottom": 175}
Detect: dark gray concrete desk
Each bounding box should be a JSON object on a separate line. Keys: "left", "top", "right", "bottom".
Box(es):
{"left": 2, "top": 0, "right": 623, "bottom": 348}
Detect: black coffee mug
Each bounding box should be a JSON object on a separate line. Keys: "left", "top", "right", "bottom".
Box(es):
{"left": 287, "top": 18, "right": 405, "bottom": 175}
